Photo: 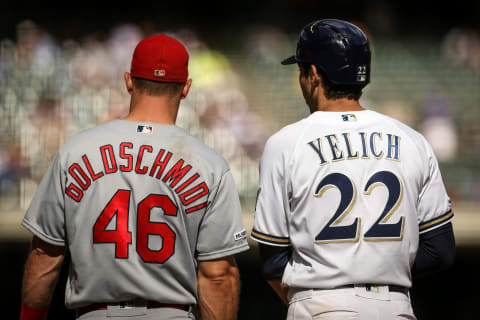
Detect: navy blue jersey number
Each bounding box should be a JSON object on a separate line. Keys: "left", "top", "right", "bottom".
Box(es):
{"left": 314, "top": 171, "right": 404, "bottom": 244}
{"left": 314, "top": 173, "right": 360, "bottom": 243}
{"left": 363, "top": 171, "right": 405, "bottom": 241}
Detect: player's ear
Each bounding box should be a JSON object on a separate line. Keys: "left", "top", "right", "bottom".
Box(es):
{"left": 124, "top": 72, "right": 134, "bottom": 95}
{"left": 310, "top": 65, "right": 321, "bottom": 87}
{"left": 180, "top": 79, "right": 192, "bottom": 100}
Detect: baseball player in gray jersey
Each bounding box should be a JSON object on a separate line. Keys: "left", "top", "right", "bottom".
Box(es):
{"left": 20, "top": 34, "right": 249, "bottom": 320}
{"left": 251, "top": 19, "right": 455, "bottom": 320}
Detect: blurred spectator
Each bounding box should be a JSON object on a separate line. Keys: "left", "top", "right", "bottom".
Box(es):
{"left": 0, "top": 143, "right": 27, "bottom": 209}
{"left": 419, "top": 95, "right": 458, "bottom": 162}
{"left": 0, "top": 19, "right": 479, "bottom": 211}
{"left": 0, "top": 21, "right": 268, "bottom": 211}
{"left": 377, "top": 100, "right": 419, "bottom": 128}
{"left": 443, "top": 27, "right": 480, "bottom": 74}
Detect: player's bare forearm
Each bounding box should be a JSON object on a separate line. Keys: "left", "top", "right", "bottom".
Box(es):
{"left": 22, "top": 236, "right": 65, "bottom": 308}
{"left": 197, "top": 256, "right": 240, "bottom": 320}
{"left": 267, "top": 280, "right": 289, "bottom": 305}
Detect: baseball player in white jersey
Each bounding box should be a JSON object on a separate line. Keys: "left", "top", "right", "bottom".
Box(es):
{"left": 251, "top": 19, "right": 455, "bottom": 320}
{"left": 20, "top": 34, "right": 249, "bottom": 320}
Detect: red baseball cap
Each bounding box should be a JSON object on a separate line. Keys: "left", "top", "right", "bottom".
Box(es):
{"left": 130, "top": 34, "right": 189, "bottom": 83}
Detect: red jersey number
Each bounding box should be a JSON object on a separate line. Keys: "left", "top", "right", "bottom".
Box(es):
{"left": 93, "top": 190, "right": 177, "bottom": 263}
{"left": 137, "top": 194, "right": 177, "bottom": 263}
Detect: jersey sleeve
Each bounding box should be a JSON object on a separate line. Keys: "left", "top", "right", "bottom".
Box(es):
{"left": 417, "top": 140, "right": 454, "bottom": 234}
{"left": 251, "top": 135, "right": 291, "bottom": 247}
{"left": 195, "top": 169, "right": 249, "bottom": 261}
{"left": 21, "top": 152, "right": 66, "bottom": 246}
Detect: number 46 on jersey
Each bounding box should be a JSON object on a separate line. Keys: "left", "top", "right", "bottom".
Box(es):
{"left": 93, "top": 190, "right": 178, "bottom": 264}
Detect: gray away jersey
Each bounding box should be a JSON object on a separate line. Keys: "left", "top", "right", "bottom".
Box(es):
{"left": 251, "top": 110, "right": 453, "bottom": 289}
{"left": 22, "top": 120, "right": 249, "bottom": 308}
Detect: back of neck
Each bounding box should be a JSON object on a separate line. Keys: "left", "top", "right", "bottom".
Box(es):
{"left": 123, "top": 94, "right": 180, "bottom": 124}
{"left": 316, "top": 97, "right": 364, "bottom": 112}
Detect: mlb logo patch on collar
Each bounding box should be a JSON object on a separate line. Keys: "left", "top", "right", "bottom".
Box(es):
{"left": 342, "top": 114, "right": 357, "bottom": 122}
{"left": 137, "top": 125, "right": 153, "bottom": 133}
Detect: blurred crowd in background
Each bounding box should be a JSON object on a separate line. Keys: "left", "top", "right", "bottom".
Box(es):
{"left": 0, "top": 19, "right": 479, "bottom": 213}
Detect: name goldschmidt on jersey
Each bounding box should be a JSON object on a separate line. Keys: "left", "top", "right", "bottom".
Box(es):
{"left": 65, "top": 142, "right": 209, "bottom": 214}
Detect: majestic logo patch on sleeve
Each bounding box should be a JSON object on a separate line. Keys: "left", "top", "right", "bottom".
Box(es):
{"left": 234, "top": 229, "right": 247, "bottom": 241}
{"left": 137, "top": 125, "right": 153, "bottom": 133}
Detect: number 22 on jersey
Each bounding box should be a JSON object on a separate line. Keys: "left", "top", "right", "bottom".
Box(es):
{"left": 93, "top": 189, "right": 177, "bottom": 263}
{"left": 314, "top": 170, "right": 405, "bottom": 244}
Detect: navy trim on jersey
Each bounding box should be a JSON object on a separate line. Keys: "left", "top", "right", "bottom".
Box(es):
{"left": 258, "top": 243, "right": 291, "bottom": 280}
{"left": 251, "top": 228, "right": 291, "bottom": 246}
{"left": 413, "top": 222, "right": 455, "bottom": 279}
{"left": 419, "top": 210, "right": 454, "bottom": 234}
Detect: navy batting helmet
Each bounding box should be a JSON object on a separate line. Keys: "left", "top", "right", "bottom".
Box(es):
{"left": 282, "top": 19, "right": 371, "bottom": 86}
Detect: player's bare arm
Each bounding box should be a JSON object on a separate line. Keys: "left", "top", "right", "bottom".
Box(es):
{"left": 197, "top": 256, "right": 240, "bottom": 320}
{"left": 21, "top": 236, "right": 65, "bottom": 316}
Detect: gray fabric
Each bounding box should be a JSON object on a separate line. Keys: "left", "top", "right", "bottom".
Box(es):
{"left": 77, "top": 305, "right": 195, "bottom": 319}
{"left": 22, "top": 120, "right": 249, "bottom": 309}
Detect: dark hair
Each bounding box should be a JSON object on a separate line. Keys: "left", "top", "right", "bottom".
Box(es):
{"left": 132, "top": 77, "right": 184, "bottom": 96}
{"left": 298, "top": 63, "right": 364, "bottom": 101}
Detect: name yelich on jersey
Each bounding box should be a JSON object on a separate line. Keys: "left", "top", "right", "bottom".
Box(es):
{"left": 308, "top": 131, "right": 400, "bottom": 164}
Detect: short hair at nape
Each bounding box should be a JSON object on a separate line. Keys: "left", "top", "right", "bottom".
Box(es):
{"left": 298, "top": 63, "right": 364, "bottom": 101}
{"left": 132, "top": 77, "right": 184, "bottom": 96}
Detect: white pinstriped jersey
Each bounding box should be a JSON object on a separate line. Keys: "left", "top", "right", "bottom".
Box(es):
{"left": 22, "top": 120, "right": 249, "bottom": 308}
{"left": 251, "top": 110, "right": 453, "bottom": 289}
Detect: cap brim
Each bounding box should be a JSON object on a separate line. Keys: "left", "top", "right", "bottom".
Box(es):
{"left": 281, "top": 55, "right": 298, "bottom": 65}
